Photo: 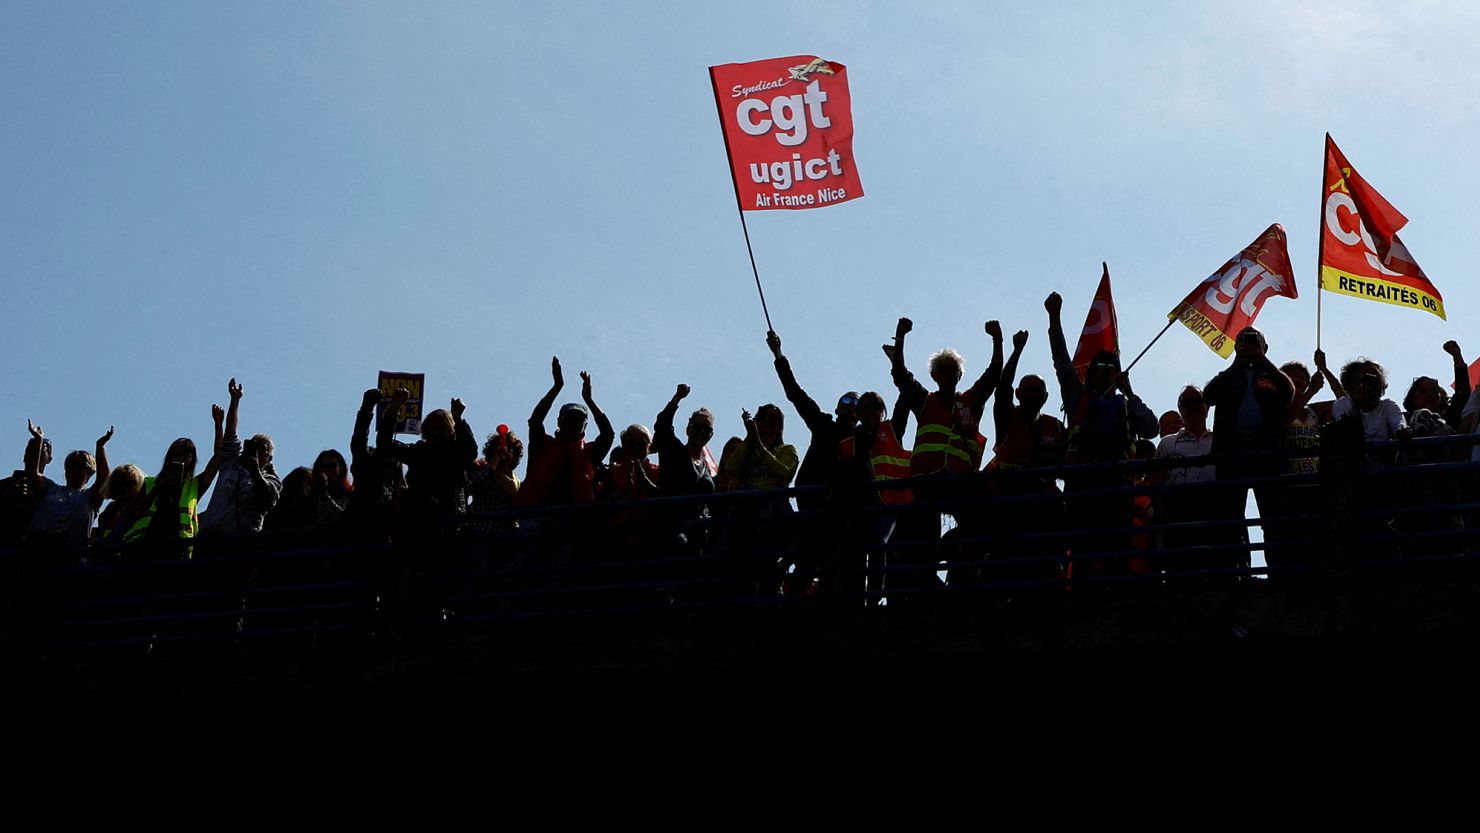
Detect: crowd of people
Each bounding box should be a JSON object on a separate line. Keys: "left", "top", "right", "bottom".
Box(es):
{"left": 3, "top": 292, "right": 1477, "bottom": 605}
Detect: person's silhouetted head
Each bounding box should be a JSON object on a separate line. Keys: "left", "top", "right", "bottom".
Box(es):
{"left": 856, "top": 391, "right": 886, "bottom": 429}
{"left": 754, "top": 404, "right": 785, "bottom": 448}
{"left": 421, "top": 409, "right": 455, "bottom": 442}
{"left": 1017, "top": 374, "right": 1049, "bottom": 416}
{"left": 928, "top": 348, "right": 965, "bottom": 393}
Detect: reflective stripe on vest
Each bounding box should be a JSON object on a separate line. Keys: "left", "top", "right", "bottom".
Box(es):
{"left": 868, "top": 427, "right": 914, "bottom": 505}
{"left": 911, "top": 390, "right": 983, "bottom": 475}
{"left": 841, "top": 425, "right": 915, "bottom": 505}
{"left": 123, "top": 476, "right": 200, "bottom": 543}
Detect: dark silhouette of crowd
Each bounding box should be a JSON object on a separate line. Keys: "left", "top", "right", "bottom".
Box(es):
{"left": 4, "top": 293, "right": 1478, "bottom": 623}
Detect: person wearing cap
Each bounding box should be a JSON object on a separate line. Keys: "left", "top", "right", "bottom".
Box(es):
{"left": 519, "top": 356, "right": 615, "bottom": 507}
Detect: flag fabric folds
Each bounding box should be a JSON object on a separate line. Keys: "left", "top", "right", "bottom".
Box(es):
{"left": 1169, "top": 224, "right": 1297, "bottom": 358}
{"left": 1073, "top": 262, "right": 1119, "bottom": 380}
{"left": 709, "top": 55, "right": 863, "bottom": 211}
{"left": 1319, "top": 134, "right": 1444, "bottom": 320}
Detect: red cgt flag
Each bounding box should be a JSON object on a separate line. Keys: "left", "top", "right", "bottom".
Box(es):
{"left": 1169, "top": 224, "right": 1297, "bottom": 358}
{"left": 709, "top": 56, "right": 863, "bottom": 211}
{"left": 1073, "top": 262, "right": 1119, "bottom": 381}
{"left": 1319, "top": 134, "right": 1444, "bottom": 320}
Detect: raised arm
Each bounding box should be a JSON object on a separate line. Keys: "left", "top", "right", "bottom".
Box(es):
{"left": 656, "top": 384, "right": 688, "bottom": 449}
{"left": 1045, "top": 292, "right": 1085, "bottom": 412}
{"left": 25, "top": 420, "right": 46, "bottom": 480}
{"left": 1314, "top": 349, "right": 1346, "bottom": 400}
{"left": 581, "top": 371, "right": 616, "bottom": 462}
{"left": 967, "top": 319, "right": 1006, "bottom": 405}
{"left": 224, "top": 378, "right": 243, "bottom": 442}
{"left": 451, "top": 397, "right": 477, "bottom": 468}
{"left": 887, "top": 317, "right": 928, "bottom": 417}
{"left": 1292, "top": 370, "right": 1325, "bottom": 412}
{"left": 530, "top": 356, "right": 565, "bottom": 432}
{"left": 89, "top": 426, "right": 114, "bottom": 503}
{"left": 1445, "top": 340, "right": 1470, "bottom": 428}
{"left": 198, "top": 410, "right": 223, "bottom": 495}
{"left": 766, "top": 331, "right": 828, "bottom": 432}
{"left": 994, "top": 330, "right": 1029, "bottom": 443}
{"left": 376, "top": 387, "right": 410, "bottom": 460}
{"left": 352, "top": 388, "right": 378, "bottom": 461}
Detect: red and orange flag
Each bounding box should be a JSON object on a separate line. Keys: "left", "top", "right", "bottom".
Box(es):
{"left": 1072, "top": 263, "right": 1119, "bottom": 380}
{"left": 1169, "top": 224, "right": 1297, "bottom": 358}
{"left": 1319, "top": 134, "right": 1443, "bottom": 319}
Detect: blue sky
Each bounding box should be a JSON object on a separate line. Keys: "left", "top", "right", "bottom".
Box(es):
{"left": 4, "top": 1, "right": 1477, "bottom": 499}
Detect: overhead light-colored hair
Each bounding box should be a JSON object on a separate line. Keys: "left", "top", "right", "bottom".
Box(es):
{"left": 929, "top": 347, "right": 965, "bottom": 380}
{"left": 621, "top": 423, "right": 653, "bottom": 447}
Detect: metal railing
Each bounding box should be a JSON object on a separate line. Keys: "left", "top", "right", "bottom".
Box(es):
{"left": 3, "top": 431, "right": 1478, "bottom": 657}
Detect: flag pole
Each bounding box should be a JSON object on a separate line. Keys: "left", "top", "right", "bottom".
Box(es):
{"left": 709, "top": 67, "right": 774, "bottom": 332}
{"left": 1121, "top": 317, "right": 1177, "bottom": 376}
{"left": 1316, "top": 132, "right": 1329, "bottom": 350}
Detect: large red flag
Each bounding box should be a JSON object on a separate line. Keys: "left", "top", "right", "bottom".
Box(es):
{"left": 709, "top": 56, "right": 863, "bottom": 211}
{"left": 1319, "top": 135, "right": 1443, "bottom": 319}
{"left": 1169, "top": 224, "right": 1297, "bottom": 358}
{"left": 1073, "top": 263, "right": 1119, "bottom": 380}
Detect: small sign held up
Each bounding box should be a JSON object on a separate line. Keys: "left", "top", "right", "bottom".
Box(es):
{"left": 376, "top": 371, "right": 425, "bottom": 435}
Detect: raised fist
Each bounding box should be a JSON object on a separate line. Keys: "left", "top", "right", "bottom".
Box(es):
{"left": 984, "top": 320, "right": 1002, "bottom": 340}
{"left": 1013, "top": 330, "right": 1029, "bottom": 350}
{"left": 895, "top": 317, "right": 913, "bottom": 338}
{"left": 1044, "top": 293, "right": 1062, "bottom": 316}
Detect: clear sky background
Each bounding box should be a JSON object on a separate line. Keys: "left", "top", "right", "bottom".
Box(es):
{"left": 4, "top": 2, "right": 1477, "bottom": 514}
